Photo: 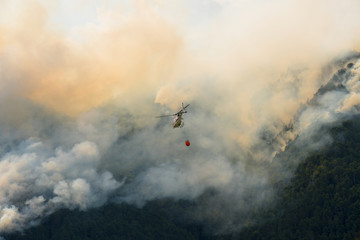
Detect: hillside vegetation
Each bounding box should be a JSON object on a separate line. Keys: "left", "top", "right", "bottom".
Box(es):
{"left": 5, "top": 116, "right": 360, "bottom": 240}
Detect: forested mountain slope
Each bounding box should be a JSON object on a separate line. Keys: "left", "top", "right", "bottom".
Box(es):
{"left": 5, "top": 116, "right": 360, "bottom": 240}
{"left": 238, "top": 116, "right": 360, "bottom": 240}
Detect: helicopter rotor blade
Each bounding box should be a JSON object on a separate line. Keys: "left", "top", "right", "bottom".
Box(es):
{"left": 155, "top": 114, "right": 174, "bottom": 118}
{"left": 156, "top": 103, "right": 189, "bottom": 118}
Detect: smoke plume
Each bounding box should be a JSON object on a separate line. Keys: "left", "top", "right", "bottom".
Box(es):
{"left": 1, "top": 0, "right": 360, "bottom": 235}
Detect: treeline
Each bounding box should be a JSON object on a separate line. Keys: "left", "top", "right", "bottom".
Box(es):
{"left": 3, "top": 201, "right": 202, "bottom": 240}
{"left": 5, "top": 117, "right": 360, "bottom": 240}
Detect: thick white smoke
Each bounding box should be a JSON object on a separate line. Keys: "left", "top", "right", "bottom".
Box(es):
{"left": 1, "top": 0, "right": 360, "bottom": 235}
{"left": 0, "top": 124, "right": 121, "bottom": 232}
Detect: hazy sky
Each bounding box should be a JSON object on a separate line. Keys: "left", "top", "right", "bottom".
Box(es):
{"left": 1, "top": 0, "right": 360, "bottom": 234}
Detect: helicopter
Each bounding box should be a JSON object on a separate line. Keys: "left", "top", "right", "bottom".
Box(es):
{"left": 156, "top": 103, "right": 190, "bottom": 128}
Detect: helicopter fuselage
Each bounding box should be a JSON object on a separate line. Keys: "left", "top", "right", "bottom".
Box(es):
{"left": 172, "top": 112, "right": 184, "bottom": 128}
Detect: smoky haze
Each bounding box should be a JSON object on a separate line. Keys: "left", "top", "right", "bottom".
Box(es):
{"left": 1, "top": 0, "right": 360, "bottom": 235}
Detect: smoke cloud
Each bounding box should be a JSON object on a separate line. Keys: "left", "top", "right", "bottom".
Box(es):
{"left": 1, "top": 0, "right": 360, "bottom": 235}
